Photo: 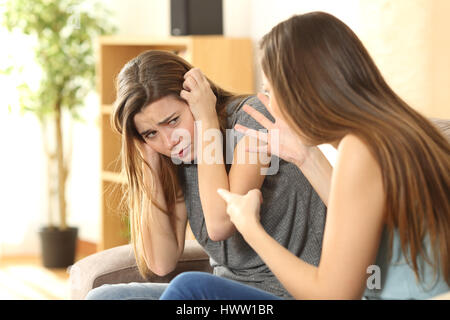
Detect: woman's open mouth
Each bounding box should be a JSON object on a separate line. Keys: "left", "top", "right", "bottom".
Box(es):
{"left": 177, "top": 145, "right": 190, "bottom": 159}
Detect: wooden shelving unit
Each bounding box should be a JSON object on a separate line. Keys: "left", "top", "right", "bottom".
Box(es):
{"left": 98, "top": 36, "right": 255, "bottom": 250}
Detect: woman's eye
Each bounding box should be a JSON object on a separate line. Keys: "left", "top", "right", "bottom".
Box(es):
{"left": 145, "top": 131, "right": 157, "bottom": 139}
{"left": 169, "top": 117, "right": 179, "bottom": 125}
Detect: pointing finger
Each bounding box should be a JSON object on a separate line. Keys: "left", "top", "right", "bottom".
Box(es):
{"left": 217, "top": 188, "right": 235, "bottom": 203}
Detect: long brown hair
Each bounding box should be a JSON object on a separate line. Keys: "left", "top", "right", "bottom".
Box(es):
{"left": 260, "top": 12, "right": 450, "bottom": 285}
{"left": 112, "top": 50, "right": 242, "bottom": 277}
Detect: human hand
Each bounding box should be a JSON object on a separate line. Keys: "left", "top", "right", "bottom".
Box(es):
{"left": 217, "top": 188, "right": 263, "bottom": 238}
{"left": 180, "top": 68, "right": 218, "bottom": 124}
{"left": 234, "top": 92, "right": 312, "bottom": 167}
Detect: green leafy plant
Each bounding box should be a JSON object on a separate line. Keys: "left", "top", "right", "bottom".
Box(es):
{"left": 2, "top": 0, "right": 116, "bottom": 230}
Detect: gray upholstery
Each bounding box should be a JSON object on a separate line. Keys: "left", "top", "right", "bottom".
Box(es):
{"left": 69, "top": 240, "right": 212, "bottom": 300}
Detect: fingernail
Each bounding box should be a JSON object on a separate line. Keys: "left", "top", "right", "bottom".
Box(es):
{"left": 217, "top": 189, "right": 225, "bottom": 197}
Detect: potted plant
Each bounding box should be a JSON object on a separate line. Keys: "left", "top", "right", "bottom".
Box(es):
{"left": 2, "top": 0, "right": 116, "bottom": 268}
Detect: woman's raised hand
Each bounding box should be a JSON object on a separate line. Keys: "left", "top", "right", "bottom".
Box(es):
{"left": 217, "top": 188, "right": 263, "bottom": 239}
{"left": 180, "top": 68, "right": 218, "bottom": 124}
{"left": 234, "top": 93, "right": 312, "bottom": 167}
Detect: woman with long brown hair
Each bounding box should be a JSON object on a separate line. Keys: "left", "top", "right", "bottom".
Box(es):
{"left": 85, "top": 50, "right": 327, "bottom": 299}
{"left": 160, "top": 12, "right": 450, "bottom": 300}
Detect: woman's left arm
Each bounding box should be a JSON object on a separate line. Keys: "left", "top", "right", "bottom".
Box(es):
{"left": 219, "top": 134, "right": 386, "bottom": 299}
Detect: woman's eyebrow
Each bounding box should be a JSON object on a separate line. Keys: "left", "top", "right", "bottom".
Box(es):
{"left": 157, "top": 112, "right": 177, "bottom": 125}
{"left": 139, "top": 128, "right": 153, "bottom": 137}
{"left": 139, "top": 112, "right": 177, "bottom": 136}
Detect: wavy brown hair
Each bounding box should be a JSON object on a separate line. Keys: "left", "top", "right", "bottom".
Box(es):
{"left": 260, "top": 12, "right": 450, "bottom": 285}
{"left": 112, "top": 50, "right": 243, "bottom": 277}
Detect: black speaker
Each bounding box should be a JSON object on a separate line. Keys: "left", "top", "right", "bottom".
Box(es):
{"left": 170, "top": 0, "right": 223, "bottom": 36}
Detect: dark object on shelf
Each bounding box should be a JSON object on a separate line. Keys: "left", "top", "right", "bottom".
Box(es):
{"left": 171, "top": 0, "right": 223, "bottom": 36}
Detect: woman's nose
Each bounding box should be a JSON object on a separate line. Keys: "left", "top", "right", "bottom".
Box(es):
{"left": 162, "top": 130, "right": 180, "bottom": 150}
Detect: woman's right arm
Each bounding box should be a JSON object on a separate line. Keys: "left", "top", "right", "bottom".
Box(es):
{"left": 218, "top": 134, "right": 386, "bottom": 299}
{"left": 139, "top": 144, "right": 188, "bottom": 276}
{"left": 293, "top": 146, "right": 332, "bottom": 206}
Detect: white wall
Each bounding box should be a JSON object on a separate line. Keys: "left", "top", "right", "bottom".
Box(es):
{"left": 106, "top": 0, "right": 170, "bottom": 37}
{"left": 357, "top": 0, "right": 432, "bottom": 116}
{"left": 0, "top": 28, "right": 46, "bottom": 256}
{"left": 248, "top": 0, "right": 360, "bottom": 94}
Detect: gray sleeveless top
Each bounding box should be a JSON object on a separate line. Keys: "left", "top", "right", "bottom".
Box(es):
{"left": 180, "top": 96, "right": 327, "bottom": 299}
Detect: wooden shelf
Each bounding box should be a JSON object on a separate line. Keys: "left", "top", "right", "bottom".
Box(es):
{"left": 98, "top": 36, "right": 254, "bottom": 251}
{"left": 101, "top": 104, "right": 113, "bottom": 115}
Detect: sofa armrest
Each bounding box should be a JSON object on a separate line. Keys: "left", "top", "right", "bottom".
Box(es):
{"left": 69, "top": 239, "right": 212, "bottom": 300}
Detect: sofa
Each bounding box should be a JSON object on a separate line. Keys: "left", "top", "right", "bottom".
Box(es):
{"left": 69, "top": 240, "right": 212, "bottom": 299}
{"left": 69, "top": 118, "right": 450, "bottom": 300}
